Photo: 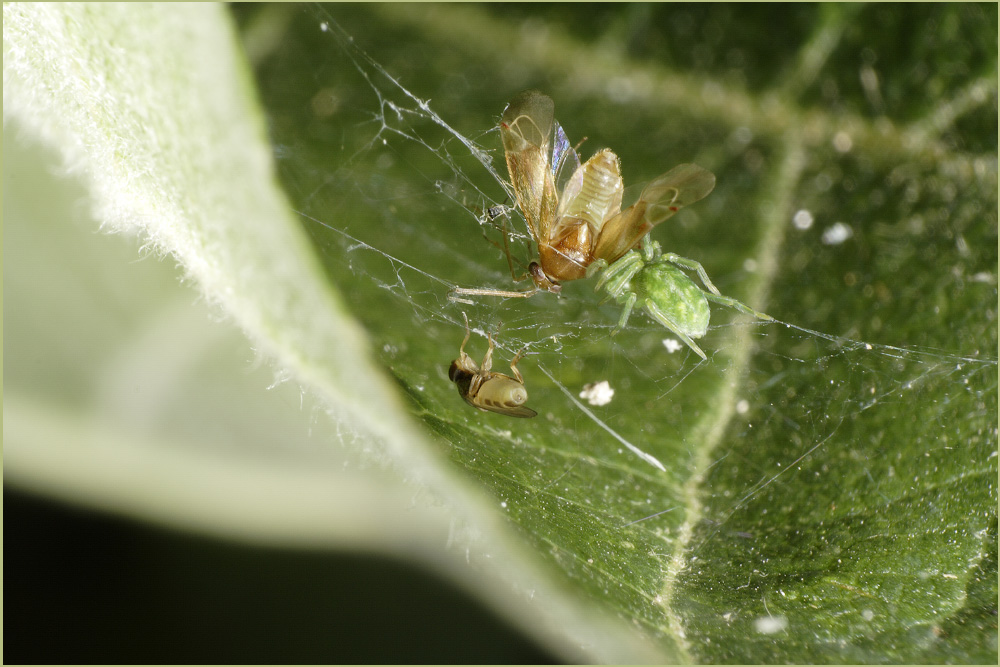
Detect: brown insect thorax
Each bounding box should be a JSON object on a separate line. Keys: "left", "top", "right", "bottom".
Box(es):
{"left": 538, "top": 223, "right": 593, "bottom": 283}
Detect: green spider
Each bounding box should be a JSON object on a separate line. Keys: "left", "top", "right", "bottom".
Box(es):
{"left": 588, "top": 239, "right": 773, "bottom": 360}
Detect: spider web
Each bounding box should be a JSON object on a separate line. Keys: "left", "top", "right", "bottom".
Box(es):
{"left": 242, "top": 4, "right": 997, "bottom": 661}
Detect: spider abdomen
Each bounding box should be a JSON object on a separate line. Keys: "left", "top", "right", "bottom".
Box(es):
{"left": 634, "top": 263, "right": 711, "bottom": 338}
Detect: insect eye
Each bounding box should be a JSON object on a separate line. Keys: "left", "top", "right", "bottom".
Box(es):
{"left": 529, "top": 263, "right": 561, "bottom": 293}
{"left": 448, "top": 361, "right": 461, "bottom": 382}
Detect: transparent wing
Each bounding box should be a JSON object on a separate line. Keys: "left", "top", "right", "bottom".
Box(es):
{"left": 551, "top": 121, "right": 581, "bottom": 198}
{"left": 592, "top": 163, "right": 716, "bottom": 263}
{"left": 500, "top": 90, "right": 558, "bottom": 243}
{"left": 638, "top": 163, "right": 716, "bottom": 226}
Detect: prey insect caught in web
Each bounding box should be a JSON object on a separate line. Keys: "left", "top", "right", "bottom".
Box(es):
{"left": 452, "top": 90, "right": 772, "bottom": 358}
{"left": 448, "top": 313, "right": 537, "bottom": 418}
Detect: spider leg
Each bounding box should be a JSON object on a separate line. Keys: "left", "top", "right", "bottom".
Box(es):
{"left": 588, "top": 258, "right": 615, "bottom": 304}
{"left": 592, "top": 253, "right": 645, "bottom": 332}
{"left": 661, "top": 253, "right": 722, "bottom": 296}
{"left": 641, "top": 239, "right": 661, "bottom": 262}
{"left": 612, "top": 292, "right": 638, "bottom": 334}
{"left": 657, "top": 248, "right": 772, "bottom": 320}
{"left": 644, "top": 300, "right": 708, "bottom": 360}
{"left": 704, "top": 292, "right": 774, "bottom": 321}
{"left": 584, "top": 257, "right": 608, "bottom": 280}
{"left": 595, "top": 252, "right": 644, "bottom": 295}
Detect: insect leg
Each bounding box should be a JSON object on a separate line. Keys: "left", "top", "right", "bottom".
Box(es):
{"left": 481, "top": 332, "right": 495, "bottom": 373}
{"left": 449, "top": 285, "right": 539, "bottom": 300}
{"left": 508, "top": 346, "right": 528, "bottom": 384}
{"left": 704, "top": 292, "right": 774, "bottom": 321}
{"left": 498, "top": 213, "right": 527, "bottom": 282}
{"left": 478, "top": 209, "right": 529, "bottom": 282}
{"left": 661, "top": 253, "right": 722, "bottom": 296}
{"left": 459, "top": 312, "right": 473, "bottom": 362}
{"left": 644, "top": 300, "right": 708, "bottom": 360}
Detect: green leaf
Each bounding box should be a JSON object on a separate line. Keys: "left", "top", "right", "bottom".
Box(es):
{"left": 6, "top": 3, "right": 996, "bottom": 663}
{"left": 247, "top": 4, "right": 997, "bottom": 662}
{"left": 3, "top": 4, "right": 667, "bottom": 662}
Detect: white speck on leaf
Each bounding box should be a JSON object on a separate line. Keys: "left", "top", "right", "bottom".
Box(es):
{"left": 579, "top": 380, "right": 614, "bottom": 406}
{"left": 793, "top": 209, "right": 814, "bottom": 230}
{"left": 663, "top": 338, "right": 683, "bottom": 353}
{"left": 822, "top": 221, "right": 854, "bottom": 245}
{"left": 754, "top": 615, "right": 788, "bottom": 634}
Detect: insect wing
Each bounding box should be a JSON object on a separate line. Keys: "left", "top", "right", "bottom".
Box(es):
{"left": 500, "top": 90, "right": 558, "bottom": 243}
{"left": 592, "top": 163, "right": 716, "bottom": 263}
{"left": 478, "top": 400, "right": 538, "bottom": 419}
{"left": 492, "top": 404, "right": 538, "bottom": 418}
{"left": 551, "top": 121, "right": 582, "bottom": 197}
{"left": 639, "top": 163, "right": 716, "bottom": 227}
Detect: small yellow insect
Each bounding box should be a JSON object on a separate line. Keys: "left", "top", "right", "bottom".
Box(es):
{"left": 448, "top": 313, "right": 537, "bottom": 418}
